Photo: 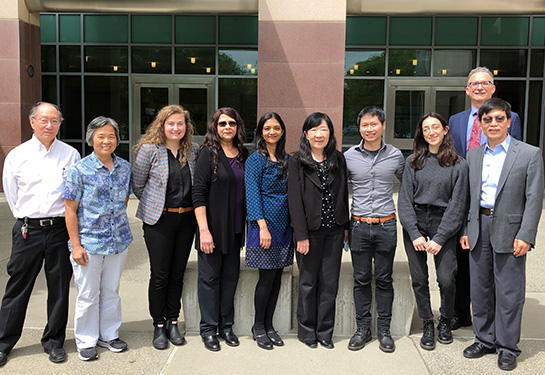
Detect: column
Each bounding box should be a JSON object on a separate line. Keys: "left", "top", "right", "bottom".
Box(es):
{"left": 258, "top": 0, "right": 347, "bottom": 152}
{"left": 0, "top": 0, "right": 41, "bottom": 187}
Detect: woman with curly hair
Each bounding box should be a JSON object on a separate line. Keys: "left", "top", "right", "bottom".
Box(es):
{"left": 398, "top": 112, "right": 468, "bottom": 351}
{"left": 192, "top": 107, "right": 248, "bottom": 351}
{"left": 245, "top": 112, "right": 293, "bottom": 350}
{"left": 132, "top": 104, "right": 199, "bottom": 350}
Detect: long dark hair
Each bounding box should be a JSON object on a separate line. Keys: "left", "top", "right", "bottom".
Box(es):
{"left": 410, "top": 112, "right": 460, "bottom": 170}
{"left": 201, "top": 107, "right": 248, "bottom": 177}
{"left": 296, "top": 112, "right": 339, "bottom": 172}
{"left": 254, "top": 112, "right": 288, "bottom": 179}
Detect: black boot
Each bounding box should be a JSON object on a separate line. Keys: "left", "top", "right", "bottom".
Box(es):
{"left": 166, "top": 320, "right": 186, "bottom": 346}
{"left": 437, "top": 316, "right": 453, "bottom": 344}
{"left": 420, "top": 320, "right": 436, "bottom": 350}
{"left": 153, "top": 324, "right": 168, "bottom": 350}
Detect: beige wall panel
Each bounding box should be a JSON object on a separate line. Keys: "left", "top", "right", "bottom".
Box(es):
{"left": 260, "top": 0, "right": 347, "bottom": 22}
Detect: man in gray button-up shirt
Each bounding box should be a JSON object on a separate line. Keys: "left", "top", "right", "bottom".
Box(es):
{"left": 344, "top": 106, "right": 404, "bottom": 353}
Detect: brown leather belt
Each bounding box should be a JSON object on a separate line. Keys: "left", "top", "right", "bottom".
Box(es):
{"left": 351, "top": 213, "right": 396, "bottom": 224}
{"left": 163, "top": 207, "right": 194, "bottom": 214}
{"left": 480, "top": 207, "right": 494, "bottom": 216}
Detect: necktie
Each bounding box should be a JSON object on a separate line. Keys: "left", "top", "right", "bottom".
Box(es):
{"left": 467, "top": 114, "right": 481, "bottom": 151}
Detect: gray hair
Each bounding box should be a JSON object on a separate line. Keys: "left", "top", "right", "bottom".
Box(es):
{"left": 467, "top": 67, "right": 494, "bottom": 85}
{"left": 85, "top": 116, "right": 120, "bottom": 147}
{"left": 29, "top": 102, "right": 64, "bottom": 123}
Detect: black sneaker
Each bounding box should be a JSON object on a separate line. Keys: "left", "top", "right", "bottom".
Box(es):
{"left": 78, "top": 347, "right": 98, "bottom": 361}
{"left": 437, "top": 316, "right": 453, "bottom": 344}
{"left": 377, "top": 329, "right": 395, "bottom": 353}
{"left": 420, "top": 320, "right": 436, "bottom": 350}
{"left": 97, "top": 338, "right": 128, "bottom": 353}
{"left": 347, "top": 328, "right": 371, "bottom": 351}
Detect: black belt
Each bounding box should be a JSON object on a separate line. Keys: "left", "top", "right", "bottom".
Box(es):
{"left": 18, "top": 217, "right": 65, "bottom": 227}
{"left": 480, "top": 207, "right": 494, "bottom": 217}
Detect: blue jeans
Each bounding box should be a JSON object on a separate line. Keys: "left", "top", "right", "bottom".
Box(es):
{"left": 403, "top": 205, "right": 457, "bottom": 321}
{"left": 350, "top": 218, "right": 397, "bottom": 331}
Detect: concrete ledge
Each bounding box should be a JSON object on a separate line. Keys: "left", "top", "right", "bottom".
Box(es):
{"left": 182, "top": 251, "right": 414, "bottom": 337}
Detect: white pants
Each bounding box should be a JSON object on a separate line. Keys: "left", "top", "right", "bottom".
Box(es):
{"left": 71, "top": 250, "right": 128, "bottom": 349}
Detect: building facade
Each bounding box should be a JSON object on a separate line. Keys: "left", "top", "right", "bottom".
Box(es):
{"left": 1, "top": 0, "right": 545, "bottom": 172}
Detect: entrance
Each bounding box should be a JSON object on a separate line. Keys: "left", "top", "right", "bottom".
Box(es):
{"left": 385, "top": 79, "right": 469, "bottom": 150}
{"left": 132, "top": 76, "right": 215, "bottom": 156}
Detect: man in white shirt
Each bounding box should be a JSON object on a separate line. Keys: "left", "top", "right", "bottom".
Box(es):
{"left": 0, "top": 102, "right": 80, "bottom": 366}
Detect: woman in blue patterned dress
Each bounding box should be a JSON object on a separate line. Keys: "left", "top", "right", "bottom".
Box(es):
{"left": 245, "top": 112, "right": 293, "bottom": 350}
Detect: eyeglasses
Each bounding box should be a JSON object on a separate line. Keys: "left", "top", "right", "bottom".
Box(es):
{"left": 35, "top": 118, "right": 60, "bottom": 126}
{"left": 467, "top": 80, "right": 493, "bottom": 88}
{"left": 481, "top": 115, "right": 506, "bottom": 125}
{"left": 218, "top": 121, "right": 236, "bottom": 127}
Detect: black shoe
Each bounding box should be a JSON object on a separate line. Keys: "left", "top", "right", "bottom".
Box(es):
{"left": 153, "top": 325, "right": 169, "bottom": 350}
{"left": 420, "top": 320, "right": 436, "bottom": 350}
{"left": 202, "top": 334, "right": 221, "bottom": 351}
{"left": 348, "top": 328, "right": 371, "bottom": 351}
{"left": 299, "top": 338, "right": 318, "bottom": 349}
{"left": 318, "top": 339, "right": 334, "bottom": 349}
{"left": 219, "top": 330, "right": 239, "bottom": 347}
{"left": 0, "top": 352, "right": 7, "bottom": 366}
{"left": 44, "top": 347, "right": 67, "bottom": 363}
{"left": 252, "top": 328, "right": 273, "bottom": 350}
{"left": 266, "top": 329, "right": 284, "bottom": 346}
{"left": 451, "top": 315, "right": 472, "bottom": 330}
{"left": 437, "top": 316, "right": 453, "bottom": 344}
{"left": 498, "top": 351, "right": 517, "bottom": 371}
{"left": 166, "top": 321, "right": 186, "bottom": 346}
{"left": 463, "top": 342, "right": 496, "bottom": 358}
{"left": 378, "top": 329, "right": 395, "bottom": 353}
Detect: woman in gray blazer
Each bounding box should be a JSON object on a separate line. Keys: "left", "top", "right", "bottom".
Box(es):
{"left": 133, "top": 105, "right": 199, "bottom": 350}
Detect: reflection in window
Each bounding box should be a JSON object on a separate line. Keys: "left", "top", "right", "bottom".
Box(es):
{"left": 219, "top": 78, "right": 257, "bottom": 142}
{"left": 132, "top": 47, "right": 171, "bottom": 74}
{"left": 180, "top": 88, "right": 208, "bottom": 136}
{"left": 60, "top": 76, "right": 82, "bottom": 139}
{"left": 343, "top": 79, "right": 384, "bottom": 147}
{"left": 388, "top": 50, "right": 430, "bottom": 76}
{"left": 433, "top": 50, "right": 476, "bottom": 77}
{"left": 527, "top": 82, "right": 543, "bottom": 146}
{"left": 176, "top": 48, "right": 215, "bottom": 75}
{"left": 435, "top": 91, "right": 467, "bottom": 120}
{"left": 480, "top": 49, "right": 527, "bottom": 77}
{"left": 394, "top": 90, "right": 425, "bottom": 139}
{"left": 60, "top": 45, "right": 81, "bottom": 72}
{"left": 219, "top": 50, "right": 257, "bottom": 76}
{"left": 85, "top": 46, "right": 128, "bottom": 73}
{"left": 140, "top": 88, "right": 169, "bottom": 134}
{"left": 84, "top": 76, "right": 129, "bottom": 140}
{"left": 345, "top": 50, "right": 385, "bottom": 76}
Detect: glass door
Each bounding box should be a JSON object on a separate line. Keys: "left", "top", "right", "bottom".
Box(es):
{"left": 385, "top": 79, "right": 469, "bottom": 150}
{"left": 132, "top": 76, "right": 215, "bottom": 161}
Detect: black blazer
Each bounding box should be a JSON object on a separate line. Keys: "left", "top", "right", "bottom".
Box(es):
{"left": 192, "top": 146, "right": 246, "bottom": 254}
{"left": 288, "top": 150, "right": 349, "bottom": 242}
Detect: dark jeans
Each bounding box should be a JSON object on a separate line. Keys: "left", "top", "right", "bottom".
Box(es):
{"left": 296, "top": 225, "right": 343, "bottom": 341}
{"left": 0, "top": 220, "right": 72, "bottom": 354}
{"left": 143, "top": 211, "right": 196, "bottom": 324}
{"left": 454, "top": 240, "right": 471, "bottom": 320}
{"left": 197, "top": 234, "right": 242, "bottom": 337}
{"left": 403, "top": 205, "right": 457, "bottom": 321}
{"left": 350, "top": 218, "right": 397, "bottom": 331}
{"left": 253, "top": 268, "right": 283, "bottom": 331}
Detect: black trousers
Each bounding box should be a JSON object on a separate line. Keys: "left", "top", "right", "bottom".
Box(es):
{"left": 143, "top": 211, "right": 196, "bottom": 324}
{"left": 253, "top": 268, "right": 283, "bottom": 331}
{"left": 197, "top": 234, "right": 242, "bottom": 337}
{"left": 0, "top": 219, "right": 72, "bottom": 354}
{"left": 296, "top": 225, "right": 343, "bottom": 341}
{"left": 454, "top": 240, "right": 471, "bottom": 319}
{"left": 403, "top": 205, "right": 457, "bottom": 321}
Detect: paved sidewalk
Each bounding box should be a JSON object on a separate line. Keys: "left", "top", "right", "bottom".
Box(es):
{"left": 0, "top": 194, "right": 544, "bottom": 374}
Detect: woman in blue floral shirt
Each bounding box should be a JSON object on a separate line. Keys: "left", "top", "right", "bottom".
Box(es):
{"left": 64, "top": 117, "right": 132, "bottom": 362}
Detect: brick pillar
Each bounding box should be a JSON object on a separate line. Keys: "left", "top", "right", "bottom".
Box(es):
{"left": 0, "top": 0, "right": 41, "bottom": 191}
{"left": 258, "top": 0, "right": 347, "bottom": 153}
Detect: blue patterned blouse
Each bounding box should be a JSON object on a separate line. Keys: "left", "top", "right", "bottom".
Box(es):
{"left": 64, "top": 152, "right": 133, "bottom": 255}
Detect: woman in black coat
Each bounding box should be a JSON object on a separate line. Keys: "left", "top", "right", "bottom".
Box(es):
{"left": 192, "top": 107, "right": 248, "bottom": 351}
{"left": 288, "top": 112, "right": 349, "bottom": 349}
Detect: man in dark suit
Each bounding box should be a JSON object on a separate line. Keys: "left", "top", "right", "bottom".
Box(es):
{"left": 448, "top": 67, "right": 522, "bottom": 330}
{"left": 460, "top": 98, "right": 543, "bottom": 371}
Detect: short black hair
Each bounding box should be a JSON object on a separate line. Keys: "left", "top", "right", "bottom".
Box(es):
{"left": 478, "top": 98, "right": 512, "bottom": 121}
{"left": 356, "top": 106, "right": 385, "bottom": 125}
